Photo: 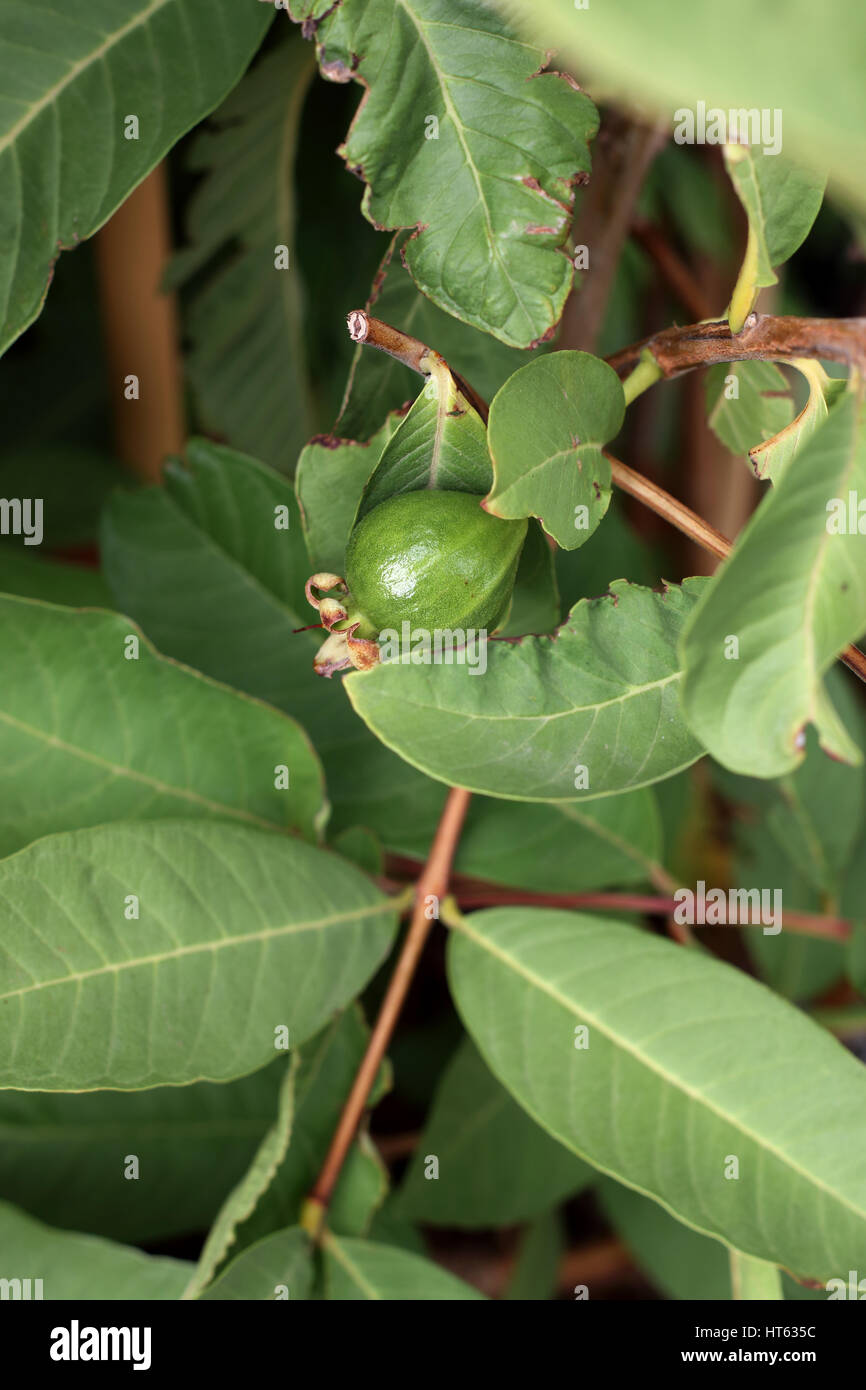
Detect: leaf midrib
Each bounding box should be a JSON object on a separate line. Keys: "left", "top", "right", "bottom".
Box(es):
{"left": 0, "top": 0, "right": 172, "bottom": 154}
{"left": 0, "top": 705, "right": 280, "bottom": 831}
{"left": 1, "top": 900, "right": 393, "bottom": 1003}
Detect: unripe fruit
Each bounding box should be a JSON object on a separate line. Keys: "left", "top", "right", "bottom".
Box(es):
{"left": 344, "top": 490, "right": 527, "bottom": 637}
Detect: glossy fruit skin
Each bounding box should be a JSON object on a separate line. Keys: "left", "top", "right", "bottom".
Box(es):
{"left": 345, "top": 490, "right": 527, "bottom": 636}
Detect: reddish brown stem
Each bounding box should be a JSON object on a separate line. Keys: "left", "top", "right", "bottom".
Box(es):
{"left": 306, "top": 786, "right": 471, "bottom": 1223}
{"left": 453, "top": 890, "right": 850, "bottom": 941}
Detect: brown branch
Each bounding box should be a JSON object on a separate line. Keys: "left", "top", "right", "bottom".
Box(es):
{"left": 606, "top": 313, "right": 866, "bottom": 380}
{"left": 94, "top": 163, "right": 185, "bottom": 481}
{"left": 558, "top": 115, "right": 668, "bottom": 351}
{"left": 630, "top": 218, "right": 714, "bottom": 321}
{"left": 452, "top": 889, "right": 850, "bottom": 941}
{"left": 607, "top": 450, "right": 866, "bottom": 683}
{"left": 305, "top": 786, "right": 471, "bottom": 1226}
{"left": 606, "top": 452, "right": 731, "bottom": 560}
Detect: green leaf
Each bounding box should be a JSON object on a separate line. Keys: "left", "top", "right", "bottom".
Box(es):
{"left": 347, "top": 579, "right": 707, "bottom": 802}
{"left": 0, "top": 549, "right": 113, "bottom": 607}
{"left": 497, "top": 521, "right": 560, "bottom": 638}
{"left": 170, "top": 38, "right": 316, "bottom": 472}
{"left": 0, "top": 819, "right": 398, "bottom": 1089}
{"left": 296, "top": 415, "right": 404, "bottom": 575}
{"left": 705, "top": 362, "right": 794, "bottom": 461}
{"left": 504, "top": 1209, "right": 564, "bottom": 1300}
{"left": 0, "top": 0, "right": 272, "bottom": 357}
{"left": 356, "top": 374, "right": 491, "bottom": 522}
{"left": 322, "top": 1232, "right": 485, "bottom": 1300}
{"left": 183, "top": 1054, "right": 299, "bottom": 1299}
{"left": 331, "top": 825, "right": 384, "bottom": 878}
{"left": 554, "top": 492, "right": 661, "bottom": 615}
{"left": 101, "top": 438, "right": 447, "bottom": 852}
{"left": 725, "top": 145, "right": 825, "bottom": 329}
{"left": 454, "top": 789, "right": 664, "bottom": 894}
{"left": 0, "top": 594, "right": 325, "bottom": 852}
{"left": 680, "top": 394, "right": 866, "bottom": 777}
{"left": 292, "top": 0, "right": 597, "bottom": 347}
{"left": 736, "top": 818, "right": 845, "bottom": 1004}
{"left": 217, "top": 1007, "right": 387, "bottom": 1259}
{"left": 400, "top": 1038, "right": 591, "bottom": 1226}
{"left": 0, "top": 1061, "right": 288, "bottom": 1243}
{"left": 748, "top": 364, "right": 848, "bottom": 484}
{"left": 486, "top": 352, "right": 624, "bottom": 549}
{"left": 329, "top": 1132, "right": 390, "bottom": 1238}
{"left": 500, "top": 0, "right": 866, "bottom": 215}
{"left": 337, "top": 232, "right": 535, "bottom": 441}
{"left": 717, "top": 668, "right": 865, "bottom": 900}
{"left": 0, "top": 1199, "right": 191, "bottom": 1300}
{"left": 730, "top": 1249, "right": 783, "bottom": 1300}
{"left": 199, "top": 1227, "right": 312, "bottom": 1301}
{"left": 448, "top": 907, "right": 866, "bottom": 1280}
{"left": 599, "top": 1177, "right": 822, "bottom": 1301}
{"left": 597, "top": 1177, "right": 730, "bottom": 1301}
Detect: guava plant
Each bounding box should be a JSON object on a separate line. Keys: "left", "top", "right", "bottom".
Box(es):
{"left": 0, "top": 0, "right": 865, "bottom": 1309}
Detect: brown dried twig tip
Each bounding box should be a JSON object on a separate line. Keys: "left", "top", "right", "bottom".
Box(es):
{"left": 346, "top": 309, "right": 369, "bottom": 343}
{"left": 345, "top": 309, "right": 431, "bottom": 374}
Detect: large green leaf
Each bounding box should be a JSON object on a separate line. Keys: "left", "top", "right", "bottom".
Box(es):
{"left": 0, "top": 819, "right": 398, "bottom": 1089}
{"left": 448, "top": 907, "right": 866, "bottom": 1280}
{"left": 337, "top": 232, "right": 533, "bottom": 441}
{"left": 453, "top": 788, "right": 665, "bottom": 893}
{"left": 680, "top": 394, "right": 866, "bottom": 777}
{"left": 0, "top": 1061, "right": 286, "bottom": 1242}
{"left": 322, "top": 1232, "right": 485, "bottom": 1300}
{"left": 199, "top": 1226, "right": 313, "bottom": 1301}
{"left": 291, "top": 0, "right": 597, "bottom": 347}
{"left": 101, "top": 437, "right": 446, "bottom": 850}
{"left": 347, "top": 580, "right": 707, "bottom": 801}
{"left": 169, "top": 38, "right": 315, "bottom": 471}
{"left": 399, "top": 1038, "right": 591, "bottom": 1226}
{"left": 0, "top": 593, "right": 325, "bottom": 852}
{"left": 599, "top": 1178, "right": 822, "bottom": 1301}
{"left": 0, "top": 1200, "right": 191, "bottom": 1299}
{"left": 0, "top": 0, "right": 272, "bottom": 356}
{"left": 500, "top": 0, "right": 866, "bottom": 215}
{"left": 486, "top": 352, "right": 624, "bottom": 549}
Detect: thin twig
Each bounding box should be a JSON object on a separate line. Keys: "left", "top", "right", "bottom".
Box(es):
{"left": 451, "top": 890, "right": 850, "bottom": 941}
{"left": 608, "top": 451, "right": 866, "bottom": 682}
{"left": 304, "top": 787, "right": 471, "bottom": 1228}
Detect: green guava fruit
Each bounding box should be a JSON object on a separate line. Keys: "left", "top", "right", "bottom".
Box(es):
{"left": 344, "top": 490, "right": 527, "bottom": 637}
